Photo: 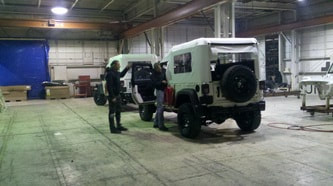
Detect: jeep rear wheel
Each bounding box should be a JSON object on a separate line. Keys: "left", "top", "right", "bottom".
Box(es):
{"left": 139, "top": 105, "right": 155, "bottom": 121}
{"left": 177, "top": 103, "right": 201, "bottom": 138}
{"left": 221, "top": 65, "right": 257, "bottom": 103}
{"left": 93, "top": 92, "right": 107, "bottom": 106}
{"left": 234, "top": 111, "right": 261, "bottom": 131}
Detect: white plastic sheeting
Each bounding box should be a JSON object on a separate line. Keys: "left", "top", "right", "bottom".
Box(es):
{"left": 169, "top": 38, "right": 258, "bottom": 53}
{"left": 211, "top": 45, "right": 258, "bottom": 54}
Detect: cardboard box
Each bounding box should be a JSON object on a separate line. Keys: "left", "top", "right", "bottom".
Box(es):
{"left": 0, "top": 85, "right": 31, "bottom": 101}
{"left": 45, "top": 86, "right": 70, "bottom": 99}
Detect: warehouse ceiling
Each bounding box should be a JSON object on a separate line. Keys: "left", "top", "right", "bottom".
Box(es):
{"left": 0, "top": 0, "right": 331, "bottom": 40}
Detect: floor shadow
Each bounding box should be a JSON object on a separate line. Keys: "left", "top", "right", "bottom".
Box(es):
{"left": 122, "top": 104, "right": 139, "bottom": 112}
{"left": 168, "top": 124, "right": 256, "bottom": 144}
{"left": 120, "top": 106, "right": 253, "bottom": 144}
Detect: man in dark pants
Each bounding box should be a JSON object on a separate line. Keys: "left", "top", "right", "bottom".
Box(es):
{"left": 151, "top": 63, "right": 168, "bottom": 131}
{"left": 106, "top": 60, "right": 131, "bottom": 134}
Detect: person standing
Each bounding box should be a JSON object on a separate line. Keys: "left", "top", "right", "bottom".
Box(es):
{"left": 106, "top": 60, "right": 131, "bottom": 134}
{"left": 151, "top": 63, "right": 168, "bottom": 131}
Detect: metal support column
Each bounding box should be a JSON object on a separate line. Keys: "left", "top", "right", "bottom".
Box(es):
{"left": 214, "top": 1, "right": 235, "bottom": 38}
{"left": 290, "top": 30, "right": 299, "bottom": 91}
{"left": 278, "top": 33, "right": 285, "bottom": 82}
{"left": 214, "top": 5, "right": 221, "bottom": 38}
{"left": 151, "top": 0, "right": 161, "bottom": 57}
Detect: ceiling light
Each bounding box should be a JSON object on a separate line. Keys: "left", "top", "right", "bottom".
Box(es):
{"left": 51, "top": 7, "right": 68, "bottom": 15}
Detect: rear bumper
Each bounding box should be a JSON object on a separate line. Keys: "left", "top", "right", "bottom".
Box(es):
{"left": 208, "top": 101, "right": 265, "bottom": 115}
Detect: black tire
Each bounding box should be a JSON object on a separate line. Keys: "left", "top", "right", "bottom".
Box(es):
{"left": 93, "top": 91, "right": 107, "bottom": 106}
{"left": 221, "top": 65, "right": 257, "bottom": 103}
{"left": 177, "top": 103, "right": 201, "bottom": 138}
{"left": 139, "top": 105, "right": 155, "bottom": 121}
{"left": 234, "top": 111, "right": 261, "bottom": 131}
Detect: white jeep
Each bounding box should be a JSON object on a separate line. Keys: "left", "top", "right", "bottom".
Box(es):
{"left": 132, "top": 38, "right": 266, "bottom": 138}
{"left": 93, "top": 54, "right": 158, "bottom": 106}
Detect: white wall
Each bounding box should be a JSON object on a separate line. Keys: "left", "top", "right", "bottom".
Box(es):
{"left": 164, "top": 25, "right": 213, "bottom": 57}
{"left": 48, "top": 40, "right": 118, "bottom": 96}
{"left": 279, "top": 23, "right": 333, "bottom": 90}
{"left": 299, "top": 24, "right": 333, "bottom": 73}
{"left": 48, "top": 40, "right": 118, "bottom": 81}
{"left": 128, "top": 24, "right": 214, "bottom": 58}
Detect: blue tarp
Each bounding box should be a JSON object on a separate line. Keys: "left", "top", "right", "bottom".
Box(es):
{"left": 0, "top": 40, "right": 50, "bottom": 99}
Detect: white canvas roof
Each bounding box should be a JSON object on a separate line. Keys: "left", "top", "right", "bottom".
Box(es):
{"left": 170, "top": 38, "right": 258, "bottom": 52}
{"left": 107, "top": 54, "right": 158, "bottom": 68}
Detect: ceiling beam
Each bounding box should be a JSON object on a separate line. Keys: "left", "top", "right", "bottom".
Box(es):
{"left": 100, "top": 0, "right": 115, "bottom": 12}
{"left": 70, "top": 0, "right": 79, "bottom": 10}
{"left": 237, "top": 14, "right": 333, "bottom": 37}
{"left": 128, "top": 7, "right": 154, "bottom": 22}
{"left": 0, "top": 19, "right": 129, "bottom": 32}
{"left": 123, "top": 0, "right": 230, "bottom": 38}
{"left": 124, "top": 0, "right": 149, "bottom": 14}
{"left": 125, "top": 0, "right": 155, "bottom": 21}
{"left": 235, "top": 1, "right": 296, "bottom": 11}
{"left": 0, "top": 5, "right": 122, "bottom": 20}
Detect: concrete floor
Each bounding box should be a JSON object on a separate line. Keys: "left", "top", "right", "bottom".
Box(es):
{"left": 1, "top": 96, "right": 333, "bottom": 186}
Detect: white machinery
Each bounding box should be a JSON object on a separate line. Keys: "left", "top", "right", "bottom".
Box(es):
{"left": 299, "top": 63, "right": 333, "bottom": 115}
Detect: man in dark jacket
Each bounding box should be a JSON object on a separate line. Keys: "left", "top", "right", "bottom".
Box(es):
{"left": 106, "top": 60, "right": 131, "bottom": 134}
{"left": 151, "top": 63, "right": 168, "bottom": 131}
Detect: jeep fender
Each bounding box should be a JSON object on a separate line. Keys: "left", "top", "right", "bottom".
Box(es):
{"left": 175, "top": 89, "right": 202, "bottom": 115}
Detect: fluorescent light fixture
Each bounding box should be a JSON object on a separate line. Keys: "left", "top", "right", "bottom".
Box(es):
{"left": 51, "top": 7, "right": 68, "bottom": 15}
{"left": 297, "top": 0, "right": 304, "bottom": 2}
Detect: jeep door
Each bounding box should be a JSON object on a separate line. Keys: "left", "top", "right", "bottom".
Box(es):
{"left": 131, "top": 63, "right": 156, "bottom": 105}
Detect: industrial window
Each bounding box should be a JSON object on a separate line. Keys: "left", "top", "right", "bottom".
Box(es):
{"left": 174, "top": 53, "right": 192, "bottom": 74}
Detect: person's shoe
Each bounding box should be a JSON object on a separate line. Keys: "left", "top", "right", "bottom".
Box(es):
{"left": 159, "top": 126, "right": 168, "bottom": 131}
{"left": 110, "top": 128, "right": 121, "bottom": 134}
{"left": 153, "top": 125, "right": 158, "bottom": 128}
{"left": 117, "top": 125, "right": 128, "bottom": 131}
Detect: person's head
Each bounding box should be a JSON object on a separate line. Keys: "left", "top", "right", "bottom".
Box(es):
{"left": 104, "top": 58, "right": 109, "bottom": 64}
{"left": 154, "top": 63, "right": 162, "bottom": 73}
{"left": 111, "top": 60, "right": 120, "bottom": 71}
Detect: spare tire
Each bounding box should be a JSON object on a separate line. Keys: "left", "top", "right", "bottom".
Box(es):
{"left": 221, "top": 65, "right": 257, "bottom": 103}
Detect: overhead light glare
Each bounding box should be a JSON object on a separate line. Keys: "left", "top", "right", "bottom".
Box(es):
{"left": 297, "top": 0, "right": 304, "bottom": 2}
{"left": 51, "top": 7, "right": 68, "bottom": 15}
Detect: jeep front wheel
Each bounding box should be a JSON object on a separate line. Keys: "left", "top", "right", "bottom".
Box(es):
{"left": 93, "top": 92, "right": 107, "bottom": 106}
{"left": 139, "top": 105, "right": 155, "bottom": 121}
{"left": 234, "top": 111, "right": 261, "bottom": 131}
{"left": 177, "top": 103, "right": 201, "bottom": 138}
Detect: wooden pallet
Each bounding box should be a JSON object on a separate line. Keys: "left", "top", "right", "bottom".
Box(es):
{"left": 301, "top": 105, "right": 333, "bottom": 116}
{"left": 46, "top": 97, "right": 69, "bottom": 100}
{"left": 5, "top": 99, "right": 24, "bottom": 102}
{"left": 264, "top": 90, "right": 301, "bottom": 98}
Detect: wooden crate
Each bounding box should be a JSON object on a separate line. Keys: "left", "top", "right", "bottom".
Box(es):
{"left": 45, "top": 86, "right": 70, "bottom": 99}
{"left": 0, "top": 85, "right": 31, "bottom": 101}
